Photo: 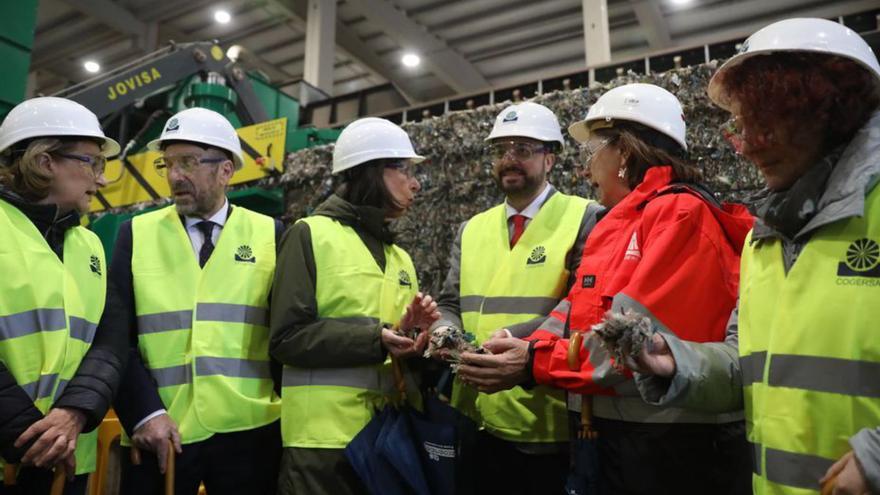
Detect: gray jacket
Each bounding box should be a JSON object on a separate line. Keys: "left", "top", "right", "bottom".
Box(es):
{"left": 636, "top": 111, "right": 880, "bottom": 491}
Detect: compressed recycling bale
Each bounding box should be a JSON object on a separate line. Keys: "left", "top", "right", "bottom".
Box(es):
{"left": 280, "top": 62, "right": 763, "bottom": 294}
{"left": 99, "top": 61, "right": 764, "bottom": 295}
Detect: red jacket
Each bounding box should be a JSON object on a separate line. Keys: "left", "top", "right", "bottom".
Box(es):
{"left": 528, "top": 166, "right": 753, "bottom": 394}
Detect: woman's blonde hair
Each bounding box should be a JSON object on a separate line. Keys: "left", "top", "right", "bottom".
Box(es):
{"left": 0, "top": 138, "right": 77, "bottom": 200}
{"left": 594, "top": 122, "right": 701, "bottom": 189}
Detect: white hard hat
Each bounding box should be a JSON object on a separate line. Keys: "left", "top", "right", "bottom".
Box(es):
{"left": 0, "top": 96, "right": 120, "bottom": 157}
{"left": 569, "top": 83, "right": 687, "bottom": 151}
{"left": 485, "top": 102, "right": 565, "bottom": 147}
{"left": 332, "top": 117, "right": 424, "bottom": 174}
{"left": 147, "top": 107, "right": 244, "bottom": 169}
{"left": 708, "top": 18, "right": 880, "bottom": 111}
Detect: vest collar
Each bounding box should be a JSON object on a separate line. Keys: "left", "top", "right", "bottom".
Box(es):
{"left": 0, "top": 185, "right": 81, "bottom": 250}
{"left": 315, "top": 194, "right": 394, "bottom": 244}
{"left": 183, "top": 198, "right": 231, "bottom": 229}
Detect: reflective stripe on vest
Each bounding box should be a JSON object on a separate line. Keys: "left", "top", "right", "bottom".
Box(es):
{"left": 132, "top": 205, "right": 279, "bottom": 444}
{"left": 138, "top": 304, "right": 268, "bottom": 334}
{"left": 281, "top": 214, "right": 418, "bottom": 448}
{"left": 455, "top": 192, "right": 590, "bottom": 443}
{"left": 739, "top": 184, "right": 880, "bottom": 494}
{"left": 0, "top": 199, "right": 105, "bottom": 476}
{"left": 459, "top": 295, "right": 559, "bottom": 315}
{"left": 0, "top": 308, "right": 66, "bottom": 340}
{"left": 282, "top": 366, "right": 391, "bottom": 391}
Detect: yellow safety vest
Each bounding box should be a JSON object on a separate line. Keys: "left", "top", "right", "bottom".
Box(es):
{"left": 739, "top": 184, "right": 880, "bottom": 494}
{"left": 0, "top": 199, "right": 105, "bottom": 477}
{"left": 131, "top": 205, "right": 279, "bottom": 444}
{"left": 455, "top": 192, "right": 589, "bottom": 443}
{"left": 280, "top": 215, "right": 418, "bottom": 448}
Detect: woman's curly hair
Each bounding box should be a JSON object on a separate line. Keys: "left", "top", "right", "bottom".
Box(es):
{"left": 717, "top": 52, "right": 879, "bottom": 151}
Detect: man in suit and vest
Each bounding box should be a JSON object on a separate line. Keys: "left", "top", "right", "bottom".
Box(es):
{"left": 433, "top": 102, "right": 602, "bottom": 494}
{"left": 107, "top": 108, "right": 282, "bottom": 495}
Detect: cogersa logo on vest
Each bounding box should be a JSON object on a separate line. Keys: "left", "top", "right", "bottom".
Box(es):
{"left": 234, "top": 245, "right": 255, "bottom": 263}
{"left": 89, "top": 255, "right": 102, "bottom": 277}
{"left": 399, "top": 270, "right": 412, "bottom": 287}
{"left": 837, "top": 238, "right": 880, "bottom": 286}
{"left": 527, "top": 246, "right": 547, "bottom": 266}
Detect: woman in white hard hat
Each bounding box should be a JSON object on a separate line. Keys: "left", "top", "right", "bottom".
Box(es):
{"left": 456, "top": 83, "right": 755, "bottom": 494}
{"left": 0, "top": 97, "right": 124, "bottom": 494}
{"left": 632, "top": 18, "right": 880, "bottom": 495}
{"left": 269, "top": 117, "right": 440, "bottom": 495}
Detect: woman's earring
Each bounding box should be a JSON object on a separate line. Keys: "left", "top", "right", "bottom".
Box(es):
{"left": 618, "top": 168, "right": 626, "bottom": 179}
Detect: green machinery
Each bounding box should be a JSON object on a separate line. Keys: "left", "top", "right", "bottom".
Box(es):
{"left": 0, "top": 1, "right": 38, "bottom": 119}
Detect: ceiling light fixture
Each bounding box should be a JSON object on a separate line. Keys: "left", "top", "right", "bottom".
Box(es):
{"left": 214, "top": 10, "right": 231, "bottom": 24}
{"left": 670, "top": 0, "right": 692, "bottom": 4}
{"left": 84, "top": 61, "right": 100, "bottom": 73}
{"left": 402, "top": 53, "right": 421, "bottom": 68}
{"left": 226, "top": 45, "right": 243, "bottom": 62}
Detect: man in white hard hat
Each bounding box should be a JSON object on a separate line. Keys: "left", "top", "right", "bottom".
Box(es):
{"left": 431, "top": 101, "right": 602, "bottom": 494}
{"left": 629, "top": 18, "right": 880, "bottom": 495}
{"left": 105, "top": 107, "right": 283, "bottom": 494}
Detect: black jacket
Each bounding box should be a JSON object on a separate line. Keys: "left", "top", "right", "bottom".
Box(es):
{"left": 0, "top": 187, "right": 127, "bottom": 463}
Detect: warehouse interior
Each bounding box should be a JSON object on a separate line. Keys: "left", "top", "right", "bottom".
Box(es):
{"left": 2, "top": 1, "right": 880, "bottom": 494}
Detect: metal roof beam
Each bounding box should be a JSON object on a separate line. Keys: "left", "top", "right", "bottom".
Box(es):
{"left": 343, "top": 0, "right": 489, "bottom": 94}
{"left": 61, "top": 0, "right": 152, "bottom": 49}
{"left": 264, "top": 0, "right": 423, "bottom": 102}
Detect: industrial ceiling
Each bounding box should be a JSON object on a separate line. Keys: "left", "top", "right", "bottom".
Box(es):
{"left": 30, "top": 0, "right": 880, "bottom": 108}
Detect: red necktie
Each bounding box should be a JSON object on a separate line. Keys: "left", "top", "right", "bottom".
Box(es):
{"left": 510, "top": 214, "right": 527, "bottom": 248}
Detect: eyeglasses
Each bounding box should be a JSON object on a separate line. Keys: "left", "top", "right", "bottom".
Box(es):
{"left": 721, "top": 117, "right": 746, "bottom": 154}
{"left": 52, "top": 152, "right": 106, "bottom": 177}
{"left": 384, "top": 160, "right": 415, "bottom": 178}
{"left": 578, "top": 139, "right": 610, "bottom": 166}
{"left": 154, "top": 154, "right": 227, "bottom": 177}
{"left": 722, "top": 116, "right": 774, "bottom": 154}
{"left": 487, "top": 141, "right": 548, "bottom": 162}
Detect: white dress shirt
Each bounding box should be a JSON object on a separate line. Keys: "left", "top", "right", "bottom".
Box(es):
{"left": 183, "top": 198, "right": 230, "bottom": 259}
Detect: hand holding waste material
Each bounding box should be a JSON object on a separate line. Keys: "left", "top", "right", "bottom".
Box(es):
{"left": 591, "top": 309, "right": 659, "bottom": 373}
{"left": 456, "top": 337, "right": 530, "bottom": 393}
{"left": 423, "top": 325, "right": 484, "bottom": 368}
